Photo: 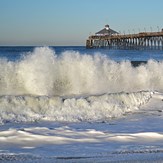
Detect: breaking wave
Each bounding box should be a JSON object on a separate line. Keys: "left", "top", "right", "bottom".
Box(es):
{"left": 0, "top": 47, "right": 162, "bottom": 123}
{"left": 0, "top": 46, "right": 163, "bottom": 96}
{"left": 0, "top": 91, "right": 152, "bottom": 124}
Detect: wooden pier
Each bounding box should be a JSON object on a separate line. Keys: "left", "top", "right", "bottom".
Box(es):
{"left": 86, "top": 26, "right": 163, "bottom": 49}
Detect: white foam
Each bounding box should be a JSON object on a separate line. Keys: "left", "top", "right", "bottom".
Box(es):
{"left": 1, "top": 127, "right": 163, "bottom": 147}
{"left": 0, "top": 91, "right": 152, "bottom": 123}
{"left": 0, "top": 47, "right": 163, "bottom": 96}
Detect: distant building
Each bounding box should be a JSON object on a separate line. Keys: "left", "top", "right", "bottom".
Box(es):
{"left": 95, "top": 25, "right": 119, "bottom": 36}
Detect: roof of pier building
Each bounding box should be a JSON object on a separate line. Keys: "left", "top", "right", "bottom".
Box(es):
{"left": 95, "top": 25, "right": 119, "bottom": 36}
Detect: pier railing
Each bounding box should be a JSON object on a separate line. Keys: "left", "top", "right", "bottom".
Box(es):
{"left": 86, "top": 31, "right": 163, "bottom": 49}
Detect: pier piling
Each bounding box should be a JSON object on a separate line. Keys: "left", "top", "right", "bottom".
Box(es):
{"left": 86, "top": 27, "right": 163, "bottom": 49}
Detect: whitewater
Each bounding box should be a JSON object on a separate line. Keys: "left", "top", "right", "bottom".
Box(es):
{"left": 0, "top": 46, "right": 163, "bottom": 162}
{"left": 1, "top": 47, "right": 163, "bottom": 96}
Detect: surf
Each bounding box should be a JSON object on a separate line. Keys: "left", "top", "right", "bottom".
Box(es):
{"left": 0, "top": 47, "right": 162, "bottom": 124}
{"left": 0, "top": 47, "right": 163, "bottom": 96}
{"left": 0, "top": 91, "right": 152, "bottom": 124}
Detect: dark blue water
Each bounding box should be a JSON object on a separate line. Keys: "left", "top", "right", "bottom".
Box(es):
{"left": 0, "top": 46, "right": 163, "bottom": 62}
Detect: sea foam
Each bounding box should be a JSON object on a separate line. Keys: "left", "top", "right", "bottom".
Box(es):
{"left": 0, "top": 47, "right": 163, "bottom": 96}
{"left": 0, "top": 91, "right": 152, "bottom": 123}
{"left": 0, "top": 47, "right": 162, "bottom": 123}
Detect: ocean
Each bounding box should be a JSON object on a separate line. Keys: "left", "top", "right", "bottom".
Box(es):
{"left": 0, "top": 46, "right": 163, "bottom": 162}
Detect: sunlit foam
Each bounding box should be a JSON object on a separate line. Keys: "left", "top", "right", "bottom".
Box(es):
{"left": 0, "top": 47, "right": 162, "bottom": 123}
{"left": 0, "top": 47, "right": 163, "bottom": 96}
{"left": 0, "top": 91, "right": 152, "bottom": 123}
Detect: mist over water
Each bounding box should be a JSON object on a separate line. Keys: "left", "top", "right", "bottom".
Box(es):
{"left": 0, "top": 46, "right": 163, "bottom": 96}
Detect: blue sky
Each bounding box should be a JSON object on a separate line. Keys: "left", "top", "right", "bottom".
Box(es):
{"left": 0, "top": 0, "right": 163, "bottom": 46}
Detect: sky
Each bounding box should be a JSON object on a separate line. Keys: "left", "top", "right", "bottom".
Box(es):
{"left": 0, "top": 0, "right": 163, "bottom": 46}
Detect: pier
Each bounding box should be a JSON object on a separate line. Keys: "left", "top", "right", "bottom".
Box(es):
{"left": 86, "top": 25, "right": 163, "bottom": 49}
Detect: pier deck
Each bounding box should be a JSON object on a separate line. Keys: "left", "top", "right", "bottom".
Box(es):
{"left": 86, "top": 31, "right": 163, "bottom": 49}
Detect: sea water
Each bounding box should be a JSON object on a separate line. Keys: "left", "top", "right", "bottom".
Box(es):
{"left": 0, "top": 46, "right": 163, "bottom": 162}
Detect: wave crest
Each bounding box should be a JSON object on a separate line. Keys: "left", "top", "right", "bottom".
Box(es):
{"left": 0, "top": 47, "right": 163, "bottom": 96}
